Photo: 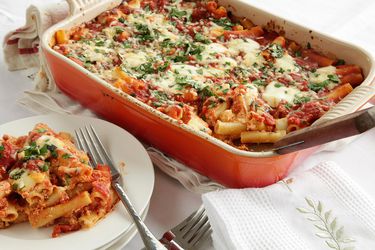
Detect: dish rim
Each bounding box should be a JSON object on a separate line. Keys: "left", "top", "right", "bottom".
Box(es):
{"left": 41, "top": 0, "right": 375, "bottom": 158}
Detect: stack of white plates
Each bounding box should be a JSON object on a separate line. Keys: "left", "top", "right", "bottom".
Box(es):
{"left": 0, "top": 115, "right": 155, "bottom": 250}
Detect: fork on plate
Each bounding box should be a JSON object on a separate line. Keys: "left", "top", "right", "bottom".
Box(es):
{"left": 160, "top": 206, "right": 212, "bottom": 250}
{"left": 75, "top": 125, "right": 166, "bottom": 250}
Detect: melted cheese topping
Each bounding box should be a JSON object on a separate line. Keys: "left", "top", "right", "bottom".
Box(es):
{"left": 309, "top": 66, "right": 336, "bottom": 83}
{"left": 35, "top": 135, "right": 66, "bottom": 150}
{"left": 55, "top": 0, "right": 355, "bottom": 141}
{"left": 9, "top": 169, "right": 46, "bottom": 191}
{"left": 228, "top": 39, "right": 264, "bottom": 67}
{"left": 120, "top": 52, "right": 148, "bottom": 68}
{"left": 275, "top": 54, "right": 299, "bottom": 73}
{"left": 263, "top": 81, "right": 301, "bottom": 108}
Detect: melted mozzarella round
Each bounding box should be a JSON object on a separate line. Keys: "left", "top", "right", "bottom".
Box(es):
{"left": 275, "top": 54, "right": 299, "bottom": 72}
{"left": 227, "top": 38, "right": 260, "bottom": 55}
{"left": 227, "top": 39, "right": 264, "bottom": 66}
{"left": 309, "top": 66, "right": 336, "bottom": 83}
{"left": 262, "top": 81, "right": 301, "bottom": 107}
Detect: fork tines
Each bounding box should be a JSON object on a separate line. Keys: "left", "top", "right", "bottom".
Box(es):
{"left": 172, "top": 206, "right": 212, "bottom": 249}
{"left": 74, "top": 125, "right": 120, "bottom": 180}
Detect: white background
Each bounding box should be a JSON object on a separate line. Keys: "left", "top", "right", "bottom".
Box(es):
{"left": 0, "top": 0, "right": 374, "bottom": 249}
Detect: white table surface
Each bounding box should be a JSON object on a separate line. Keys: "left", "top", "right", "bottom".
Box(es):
{"left": 0, "top": 1, "right": 374, "bottom": 249}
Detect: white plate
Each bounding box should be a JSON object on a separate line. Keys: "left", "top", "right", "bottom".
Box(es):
{"left": 0, "top": 115, "right": 155, "bottom": 250}
{"left": 98, "top": 202, "right": 150, "bottom": 250}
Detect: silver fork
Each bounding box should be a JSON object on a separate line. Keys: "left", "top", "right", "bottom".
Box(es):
{"left": 75, "top": 125, "right": 166, "bottom": 250}
{"left": 160, "top": 206, "right": 212, "bottom": 249}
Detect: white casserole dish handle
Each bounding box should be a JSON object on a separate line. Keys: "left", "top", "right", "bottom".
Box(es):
{"left": 67, "top": 0, "right": 104, "bottom": 16}
{"left": 315, "top": 85, "right": 375, "bottom": 125}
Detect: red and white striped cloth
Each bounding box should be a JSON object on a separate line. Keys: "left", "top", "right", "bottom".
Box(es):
{"left": 3, "top": 2, "right": 68, "bottom": 72}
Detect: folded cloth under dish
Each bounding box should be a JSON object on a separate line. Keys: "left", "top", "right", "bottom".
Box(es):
{"left": 202, "top": 161, "right": 375, "bottom": 250}
{"left": 3, "top": 1, "right": 68, "bottom": 93}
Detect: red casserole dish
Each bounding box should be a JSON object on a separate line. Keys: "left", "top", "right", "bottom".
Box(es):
{"left": 41, "top": 0, "right": 375, "bottom": 188}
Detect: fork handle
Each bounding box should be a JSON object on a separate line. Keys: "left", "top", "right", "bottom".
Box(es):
{"left": 112, "top": 182, "right": 166, "bottom": 250}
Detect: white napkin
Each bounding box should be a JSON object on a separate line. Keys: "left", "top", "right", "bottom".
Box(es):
{"left": 203, "top": 161, "right": 375, "bottom": 250}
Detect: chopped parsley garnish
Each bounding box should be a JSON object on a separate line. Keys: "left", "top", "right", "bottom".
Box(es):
{"left": 187, "top": 43, "right": 204, "bottom": 56}
{"left": 62, "top": 153, "right": 73, "bottom": 159}
{"left": 157, "top": 61, "right": 170, "bottom": 72}
{"left": 36, "top": 128, "right": 47, "bottom": 133}
{"left": 233, "top": 67, "right": 251, "bottom": 78}
{"left": 132, "top": 59, "right": 169, "bottom": 78}
{"left": 169, "top": 8, "right": 187, "bottom": 19}
{"left": 152, "top": 90, "right": 169, "bottom": 103}
{"left": 39, "top": 144, "right": 48, "bottom": 155}
{"left": 21, "top": 142, "right": 49, "bottom": 161}
{"left": 134, "top": 61, "right": 156, "bottom": 77}
{"left": 327, "top": 74, "right": 340, "bottom": 83}
{"left": 95, "top": 40, "right": 105, "bottom": 46}
{"left": 46, "top": 144, "right": 58, "bottom": 158}
{"left": 295, "top": 50, "right": 302, "bottom": 57}
{"left": 284, "top": 103, "right": 293, "bottom": 109}
{"left": 198, "top": 86, "right": 215, "bottom": 100}
{"left": 172, "top": 42, "right": 205, "bottom": 63}
{"left": 51, "top": 150, "right": 58, "bottom": 158}
{"left": 308, "top": 74, "right": 340, "bottom": 92}
{"left": 143, "top": 4, "right": 151, "bottom": 12}
{"left": 118, "top": 17, "right": 125, "bottom": 23}
{"left": 77, "top": 54, "right": 87, "bottom": 62}
{"left": 222, "top": 88, "right": 229, "bottom": 94}
{"left": 134, "top": 23, "right": 154, "bottom": 42}
{"left": 294, "top": 96, "right": 311, "bottom": 104}
{"left": 0, "top": 145, "right": 4, "bottom": 151}
{"left": 212, "top": 17, "right": 235, "bottom": 30}
{"left": 336, "top": 59, "right": 346, "bottom": 66}
{"left": 173, "top": 53, "right": 189, "bottom": 63}
{"left": 11, "top": 183, "right": 19, "bottom": 190}
{"left": 115, "top": 27, "right": 125, "bottom": 34}
{"left": 252, "top": 79, "right": 266, "bottom": 87}
{"left": 308, "top": 81, "right": 328, "bottom": 91}
{"left": 9, "top": 169, "right": 25, "bottom": 180}
{"left": 161, "top": 38, "right": 174, "bottom": 48}
{"left": 123, "top": 41, "right": 132, "bottom": 48}
{"left": 269, "top": 44, "right": 284, "bottom": 58}
{"left": 274, "top": 83, "right": 283, "bottom": 88}
{"left": 175, "top": 75, "right": 193, "bottom": 89}
{"left": 39, "top": 163, "right": 49, "bottom": 172}
{"left": 64, "top": 174, "right": 72, "bottom": 186}
{"left": 208, "top": 100, "right": 217, "bottom": 108}
{"left": 194, "top": 33, "right": 211, "bottom": 44}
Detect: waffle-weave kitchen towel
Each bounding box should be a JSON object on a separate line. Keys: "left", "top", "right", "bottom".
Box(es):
{"left": 203, "top": 161, "right": 375, "bottom": 250}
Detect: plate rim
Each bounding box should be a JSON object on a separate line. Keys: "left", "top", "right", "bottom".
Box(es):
{"left": 0, "top": 114, "right": 155, "bottom": 250}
